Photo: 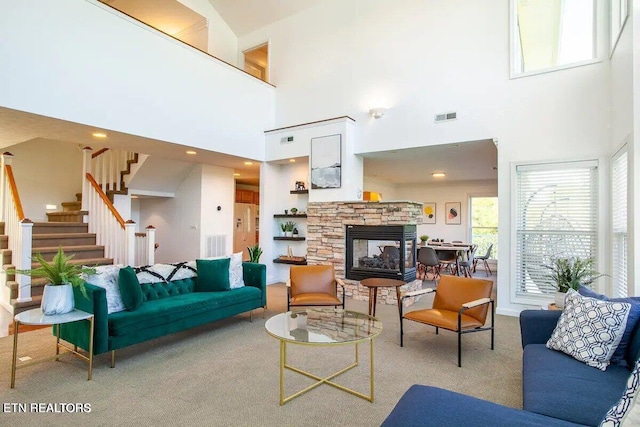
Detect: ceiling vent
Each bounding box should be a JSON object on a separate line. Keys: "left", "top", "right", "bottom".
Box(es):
{"left": 280, "top": 136, "right": 294, "bottom": 144}
{"left": 435, "top": 112, "right": 457, "bottom": 123}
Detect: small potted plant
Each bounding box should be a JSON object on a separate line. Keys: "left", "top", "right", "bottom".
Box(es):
{"left": 280, "top": 223, "right": 287, "bottom": 236}
{"left": 290, "top": 207, "right": 298, "bottom": 215}
{"left": 247, "top": 243, "right": 263, "bottom": 263}
{"left": 544, "top": 256, "right": 602, "bottom": 309}
{"left": 420, "top": 235, "right": 429, "bottom": 246}
{"left": 5, "top": 247, "right": 96, "bottom": 315}
{"left": 284, "top": 221, "right": 296, "bottom": 237}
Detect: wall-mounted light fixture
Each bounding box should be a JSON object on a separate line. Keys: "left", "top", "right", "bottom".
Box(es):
{"left": 369, "top": 108, "right": 386, "bottom": 119}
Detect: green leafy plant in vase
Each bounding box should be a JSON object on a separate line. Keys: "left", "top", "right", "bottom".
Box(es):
{"left": 420, "top": 235, "right": 429, "bottom": 246}
{"left": 284, "top": 221, "right": 296, "bottom": 237}
{"left": 247, "top": 243, "right": 263, "bottom": 263}
{"left": 280, "top": 222, "right": 287, "bottom": 236}
{"left": 5, "top": 247, "right": 96, "bottom": 315}
{"left": 544, "top": 256, "right": 602, "bottom": 309}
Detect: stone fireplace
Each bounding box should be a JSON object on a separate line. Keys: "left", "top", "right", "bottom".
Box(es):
{"left": 306, "top": 201, "right": 423, "bottom": 305}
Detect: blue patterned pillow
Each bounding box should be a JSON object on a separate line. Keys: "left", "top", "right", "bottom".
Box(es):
{"left": 579, "top": 285, "right": 640, "bottom": 367}
{"left": 547, "top": 290, "right": 631, "bottom": 371}
{"left": 600, "top": 359, "right": 640, "bottom": 426}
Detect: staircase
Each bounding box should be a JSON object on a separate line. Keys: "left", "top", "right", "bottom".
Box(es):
{"left": 5, "top": 195, "right": 114, "bottom": 314}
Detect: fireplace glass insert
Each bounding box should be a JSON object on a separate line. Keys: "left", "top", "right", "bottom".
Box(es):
{"left": 345, "top": 225, "right": 416, "bottom": 281}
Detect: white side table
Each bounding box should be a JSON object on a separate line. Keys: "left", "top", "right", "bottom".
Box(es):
{"left": 11, "top": 308, "right": 95, "bottom": 388}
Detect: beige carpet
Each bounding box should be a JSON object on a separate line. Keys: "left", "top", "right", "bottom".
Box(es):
{"left": 0, "top": 283, "right": 523, "bottom": 426}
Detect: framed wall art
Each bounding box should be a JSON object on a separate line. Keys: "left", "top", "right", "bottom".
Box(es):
{"left": 311, "top": 134, "right": 341, "bottom": 189}
{"left": 445, "top": 202, "right": 461, "bottom": 225}
{"left": 423, "top": 202, "right": 436, "bottom": 224}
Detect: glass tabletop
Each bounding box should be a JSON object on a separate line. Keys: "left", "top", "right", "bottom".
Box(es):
{"left": 14, "top": 308, "right": 93, "bottom": 326}
{"left": 265, "top": 308, "right": 382, "bottom": 344}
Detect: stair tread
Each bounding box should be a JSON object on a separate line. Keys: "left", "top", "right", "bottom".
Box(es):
{"left": 46, "top": 211, "right": 88, "bottom": 215}
{"left": 7, "top": 278, "right": 50, "bottom": 289}
{"left": 33, "top": 233, "right": 96, "bottom": 239}
{"left": 11, "top": 295, "right": 42, "bottom": 309}
{"left": 33, "top": 222, "right": 86, "bottom": 226}
{"left": 32, "top": 245, "right": 105, "bottom": 252}
{"left": 31, "top": 257, "right": 113, "bottom": 268}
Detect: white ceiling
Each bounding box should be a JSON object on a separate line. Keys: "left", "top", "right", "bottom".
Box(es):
{"left": 207, "top": 0, "right": 324, "bottom": 36}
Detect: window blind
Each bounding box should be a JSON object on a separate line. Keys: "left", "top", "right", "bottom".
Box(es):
{"left": 612, "top": 147, "right": 628, "bottom": 297}
{"left": 515, "top": 161, "right": 598, "bottom": 296}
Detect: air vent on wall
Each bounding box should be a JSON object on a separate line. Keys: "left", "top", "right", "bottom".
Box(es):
{"left": 280, "top": 136, "right": 294, "bottom": 144}
{"left": 435, "top": 112, "right": 457, "bottom": 123}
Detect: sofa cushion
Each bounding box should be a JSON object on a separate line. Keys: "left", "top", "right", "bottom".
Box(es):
{"left": 118, "top": 266, "right": 143, "bottom": 311}
{"left": 600, "top": 359, "right": 640, "bottom": 426}
{"left": 83, "top": 264, "right": 125, "bottom": 314}
{"left": 382, "top": 385, "right": 587, "bottom": 427}
{"left": 547, "top": 290, "right": 630, "bottom": 371}
{"left": 108, "top": 286, "right": 261, "bottom": 336}
{"left": 196, "top": 258, "right": 230, "bottom": 291}
{"left": 229, "top": 252, "right": 245, "bottom": 289}
{"left": 579, "top": 285, "right": 640, "bottom": 368}
{"left": 523, "top": 344, "right": 631, "bottom": 426}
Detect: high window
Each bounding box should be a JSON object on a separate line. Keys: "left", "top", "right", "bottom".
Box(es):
{"left": 611, "top": 146, "right": 628, "bottom": 297}
{"left": 514, "top": 161, "right": 598, "bottom": 300}
{"left": 469, "top": 197, "right": 498, "bottom": 261}
{"left": 511, "top": 0, "right": 597, "bottom": 77}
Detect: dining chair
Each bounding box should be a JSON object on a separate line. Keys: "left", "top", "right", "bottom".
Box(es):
{"left": 472, "top": 244, "right": 494, "bottom": 277}
{"left": 458, "top": 244, "right": 478, "bottom": 278}
{"left": 287, "top": 265, "right": 345, "bottom": 311}
{"left": 417, "top": 247, "right": 440, "bottom": 281}
{"left": 400, "top": 275, "right": 494, "bottom": 367}
{"left": 437, "top": 250, "right": 458, "bottom": 275}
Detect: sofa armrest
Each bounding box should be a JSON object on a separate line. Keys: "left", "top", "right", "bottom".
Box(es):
{"left": 57, "top": 282, "right": 109, "bottom": 355}
{"left": 243, "top": 262, "right": 266, "bottom": 307}
{"left": 520, "top": 309, "right": 562, "bottom": 349}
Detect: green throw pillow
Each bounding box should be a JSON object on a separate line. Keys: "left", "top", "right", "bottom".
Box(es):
{"left": 118, "top": 266, "right": 143, "bottom": 311}
{"left": 196, "top": 258, "right": 230, "bottom": 292}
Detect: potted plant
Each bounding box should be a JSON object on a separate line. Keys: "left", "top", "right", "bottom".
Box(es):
{"left": 544, "top": 256, "right": 602, "bottom": 309}
{"left": 290, "top": 207, "right": 298, "bottom": 215}
{"left": 280, "top": 222, "right": 287, "bottom": 236}
{"left": 6, "top": 247, "right": 96, "bottom": 315}
{"left": 284, "top": 221, "right": 296, "bottom": 237}
{"left": 420, "top": 235, "right": 429, "bottom": 246}
{"left": 247, "top": 243, "right": 263, "bottom": 263}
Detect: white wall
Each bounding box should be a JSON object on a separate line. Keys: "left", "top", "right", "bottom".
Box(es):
{"left": 177, "top": 0, "right": 238, "bottom": 64}
{"left": 362, "top": 176, "right": 398, "bottom": 201}
{"left": 242, "top": 0, "right": 612, "bottom": 315}
{"left": 394, "top": 180, "right": 498, "bottom": 244}
{"left": 9, "top": 139, "right": 82, "bottom": 222}
{"left": 137, "top": 166, "right": 203, "bottom": 263}
{"left": 0, "top": 0, "right": 274, "bottom": 161}
{"left": 200, "top": 164, "right": 235, "bottom": 256}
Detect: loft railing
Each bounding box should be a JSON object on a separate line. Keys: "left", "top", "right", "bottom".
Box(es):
{"left": 0, "top": 153, "right": 33, "bottom": 303}
{"left": 89, "top": 148, "right": 135, "bottom": 196}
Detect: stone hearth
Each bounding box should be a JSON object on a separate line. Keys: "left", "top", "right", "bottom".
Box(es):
{"left": 306, "top": 201, "right": 423, "bottom": 305}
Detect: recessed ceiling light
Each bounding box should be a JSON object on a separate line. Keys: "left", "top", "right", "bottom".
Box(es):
{"left": 244, "top": 161, "right": 253, "bottom": 166}
{"left": 233, "top": 173, "right": 240, "bottom": 176}
{"left": 432, "top": 172, "right": 446, "bottom": 178}
{"left": 289, "top": 159, "right": 296, "bottom": 163}
{"left": 185, "top": 150, "right": 197, "bottom": 155}
{"left": 92, "top": 132, "right": 107, "bottom": 138}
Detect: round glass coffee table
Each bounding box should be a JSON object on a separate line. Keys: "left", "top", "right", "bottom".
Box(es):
{"left": 265, "top": 308, "right": 382, "bottom": 405}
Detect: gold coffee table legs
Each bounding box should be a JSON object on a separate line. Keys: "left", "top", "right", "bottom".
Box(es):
{"left": 278, "top": 339, "right": 375, "bottom": 405}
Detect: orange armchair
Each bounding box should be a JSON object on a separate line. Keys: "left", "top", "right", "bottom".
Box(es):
{"left": 400, "top": 275, "right": 494, "bottom": 367}
{"left": 287, "top": 265, "right": 345, "bottom": 311}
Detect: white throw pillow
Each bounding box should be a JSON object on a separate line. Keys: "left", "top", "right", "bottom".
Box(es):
{"left": 547, "top": 289, "right": 631, "bottom": 371}
{"left": 600, "top": 359, "right": 640, "bottom": 426}
{"left": 83, "top": 264, "right": 125, "bottom": 314}
{"left": 229, "top": 252, "right": 245, "bottom": 289}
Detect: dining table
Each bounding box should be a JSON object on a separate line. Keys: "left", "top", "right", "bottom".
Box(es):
{"left": 425, "top": 244, "right": 472, "bottom": 276}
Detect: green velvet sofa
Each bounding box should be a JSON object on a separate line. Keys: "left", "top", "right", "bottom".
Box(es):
{"left": 58, "top": 262, "right": 266, "bottom": 367}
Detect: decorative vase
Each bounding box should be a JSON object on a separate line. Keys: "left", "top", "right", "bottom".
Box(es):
{"left": 554, "top": 291, "right": 567, "bottom": 309}
{"left": 41, "top": 284, "right": 74, "bottom": 315}
{"left": 285, "top": 231, "right": 293, "bottom": 238}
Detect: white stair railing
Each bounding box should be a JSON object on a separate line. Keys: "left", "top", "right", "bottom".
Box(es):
{"left": 91, "top": 148, "right": 135, "bottom": 194}
{"left": 0, "top": 153, "right": 33, "bottom": 303}
{"left": 134, "top": 226, "right": 156, "bottom": 266}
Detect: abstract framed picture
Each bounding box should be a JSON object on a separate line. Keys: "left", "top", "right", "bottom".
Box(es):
{"left": 423, "top": 202, "right": 436, "bottom": 224}
{"left": 311, "top": 134, "right": 341, "bottom": 189}
{"left": 445, "top": 202, "right": 461, "bottom": 225}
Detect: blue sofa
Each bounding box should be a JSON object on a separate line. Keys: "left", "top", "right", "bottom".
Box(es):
{"left": 382, "top": 309, "right": 640, "bottom": 427}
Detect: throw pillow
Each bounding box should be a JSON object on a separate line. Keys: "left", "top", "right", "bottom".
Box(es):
{"left": 579, "top": 285, "right": 640, "bottom": 367}
{"left": 547, "top": 289, "right": 631, "bottom": 371}
{"left": 196, "top": 258, "right": 230, "bottom": 292}
{"left": 118, "top": 266, "right": 144, "bottom": 311}
{"left": 83, "top": 264, "right": 125, "bottom": 314}
{"left": 600, "top": 359, "right": 640, "bottom": 426}
{"left": 229, "top": 252, "right": 245, "bottom": 289}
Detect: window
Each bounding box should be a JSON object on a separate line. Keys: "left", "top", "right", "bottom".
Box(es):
{"left": 611, "top": 0, "right": 629, "bottom": 53}
{"left": 514, "top": 161, "right": 598, "bottom": 299}
{"left": 511, "top": 0, "right": 597, "bottom": 77}
{"left": 469, "top": 197, "right": 498, "bottom": 261}
{"left": 611, "top": 146, "right": 628, "bottom": 297}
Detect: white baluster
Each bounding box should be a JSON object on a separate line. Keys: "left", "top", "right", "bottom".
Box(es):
{"left": 15, "top": 219, "right": 32, "bottom": 303}
{"left": 146, "top": 225, "right": 156, "bottom": 265}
